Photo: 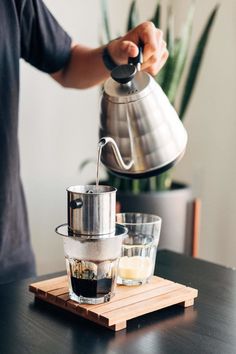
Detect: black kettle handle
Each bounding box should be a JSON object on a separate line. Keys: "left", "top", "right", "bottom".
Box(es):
{"left": 111, "top": 43, "right": 144, "bottom": 84}
{"left": 128, "top": 42, "right": 144, "bottom": 68}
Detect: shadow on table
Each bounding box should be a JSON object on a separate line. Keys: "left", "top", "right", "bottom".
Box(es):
{"left": 29, "top": 297, "right": 197, "bottom": 354}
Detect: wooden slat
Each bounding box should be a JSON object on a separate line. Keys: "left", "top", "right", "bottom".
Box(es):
{"left": 29, "top": 275, "right": 198, "bottom": 331}
{"left": 114, "top": 276, "right": 170, "bottom": 297}
{"left": 112, "top": 321, "right": 127, "bottom": 331}
{"left": 101, "top": 287, "right": 198, "bottom": 326}
{"left": 87, "top": 283, "right": 184, "bottom": 321}
{"left": 35, "top": 293, "right": 114, "bottom": 330}
{"left": 56, "top": 293, "right": 70, "bottom": 305}
{"left": 29, "top": 275, "right": 67, "bottom": 293}
{"left": 181, "top": 298, "right": 195, "bottom": 307}
{"left": 47, "top": 287, "right": 68, "bottom": 299}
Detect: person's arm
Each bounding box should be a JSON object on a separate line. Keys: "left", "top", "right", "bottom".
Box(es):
{"left": 51, "top": 44, "right": 110, "bottom": 89}
{"left": 51, "top": 22, "right": 168, "bottom": 89}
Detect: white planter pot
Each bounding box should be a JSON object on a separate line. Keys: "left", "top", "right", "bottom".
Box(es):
{"left": 117, "top": 182, "right": 194, "bottom": 255}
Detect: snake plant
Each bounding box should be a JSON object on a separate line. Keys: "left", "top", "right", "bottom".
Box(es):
{"left": 100, "top": 0, "right": 219, "bottom": 193}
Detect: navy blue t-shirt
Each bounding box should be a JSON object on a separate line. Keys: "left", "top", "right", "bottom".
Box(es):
{"left": 0, "top": 0, "right": 72, "bottom": 283}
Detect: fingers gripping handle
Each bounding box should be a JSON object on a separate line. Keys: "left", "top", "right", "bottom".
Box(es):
{"left": 128, "top": 43, "right": 144, "bottom": 71}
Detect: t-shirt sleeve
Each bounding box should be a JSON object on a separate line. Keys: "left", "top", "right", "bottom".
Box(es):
{"left": 20, "top": 0, "right": 72, "bottom": 73}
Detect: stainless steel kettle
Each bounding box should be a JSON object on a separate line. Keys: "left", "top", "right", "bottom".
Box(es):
{"left": 99, "top": 51, "right": 188, "bottom": 178}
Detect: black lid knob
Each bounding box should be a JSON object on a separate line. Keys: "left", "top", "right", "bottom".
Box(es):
{"left": 111, "top": 64, "right": 137, "bottom": 84}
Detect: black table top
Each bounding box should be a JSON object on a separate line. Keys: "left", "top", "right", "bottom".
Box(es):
{"left": 0, "top": 250, "right": 235, "bottom": 354}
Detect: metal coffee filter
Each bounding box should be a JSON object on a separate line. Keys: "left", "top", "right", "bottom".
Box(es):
{"left": 67, "top": 185, "right": 117, "bottom": 236}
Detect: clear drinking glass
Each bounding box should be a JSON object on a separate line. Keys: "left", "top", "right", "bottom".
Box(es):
{"left": 56, "top": 224, "right": 127, "bottom": 304}
{"left": 116, "top": 213, "right": 162, "bottom": 286}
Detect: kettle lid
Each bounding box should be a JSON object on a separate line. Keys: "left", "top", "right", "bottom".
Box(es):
{"left": 111, "top": 64, "right": 137, "bottom": 84}
{"left": 104, "top": 69, "right": 152, "bottom": 103}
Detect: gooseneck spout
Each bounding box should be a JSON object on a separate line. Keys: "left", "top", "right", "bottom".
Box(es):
{"left": 99, "top": 137, "right": 134, "bottom": 171}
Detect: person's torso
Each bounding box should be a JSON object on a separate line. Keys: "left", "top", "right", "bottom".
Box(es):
{"left": 0, "top": 0, "right": 30, "bottom": 266}
{"left": 0, "top": 0, "right": 21, "bottom": 179}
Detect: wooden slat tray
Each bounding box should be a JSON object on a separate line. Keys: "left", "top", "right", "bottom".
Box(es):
{"left": 29, "top": 275, "right": 198, "bottom": 331}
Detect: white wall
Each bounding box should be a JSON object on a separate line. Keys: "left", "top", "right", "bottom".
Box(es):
{"left": 170, "top": 0, "right": 236, "bottom": 268}
{"left": 19, "top": 0, "right": 236, "bottom": 275}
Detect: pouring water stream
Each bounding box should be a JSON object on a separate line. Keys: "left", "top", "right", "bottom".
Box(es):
{"left": 95, "top": 140, "right": 104, "bottom": 191}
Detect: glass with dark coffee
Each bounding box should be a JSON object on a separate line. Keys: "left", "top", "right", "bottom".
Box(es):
{"left": 66, "top": 257, "right": 118, "bottom": 301}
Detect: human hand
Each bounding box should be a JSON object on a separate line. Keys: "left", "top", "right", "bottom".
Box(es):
{"left": 107, "top": 21, "right": 168, "bottom": 76}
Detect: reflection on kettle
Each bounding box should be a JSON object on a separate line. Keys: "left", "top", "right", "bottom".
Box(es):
{"left": 99, "top": 53, "right": 188, "bottom": 178}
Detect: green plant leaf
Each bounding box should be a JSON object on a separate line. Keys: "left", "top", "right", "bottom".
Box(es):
{"left": 101, "top": 0, "right": 111, "bottom": 42}
{"left": 151, "top": 1, "right": 161, "bottom": 28}
{"left": 148, "top": 171, "right": 172, "bottom": 191}
{"left": 156, "top": 64, "right": 166, "bottom": 87}
{"left": 131, "top": 179, "right": 140, "bottom": 194}
{"left": 107, "top": 171, "right": 122, "bottom": 189}
{"left": 166, "top": 5, "right": 174, "bottom": 54}
{"left": 160, "top": 38, "right": 181, "bottom": 96}
{"left": 163, "top": 1, "right": 196, "bottom": 105}
{"left": 156, "top": 4, "right": 174, "bottom": 89}
{"left": 179, "top": 4, "right": 219, "bottom": 120}
{"left": 148, "top": 176, "right": 158, "bottom": 191}
{"left": 127, "top": 0, "right": 139, "bottom": 31}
